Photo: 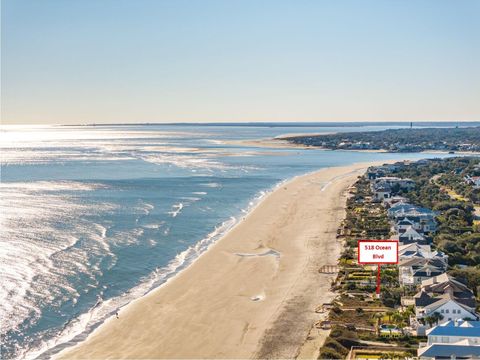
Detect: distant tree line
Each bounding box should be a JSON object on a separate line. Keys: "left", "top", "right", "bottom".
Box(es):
{"left": 391, "top": 157, "right": 480, "bottom": 297}
{"left": 283, "top": 127, "right": 480, "bottom": 152}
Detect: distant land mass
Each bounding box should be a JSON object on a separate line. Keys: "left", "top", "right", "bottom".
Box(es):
{"left": 281, "top": 126, "right": 480, "bottom": 153}
{"left": 62, "top": 121, "right": 480, "bottom": 128}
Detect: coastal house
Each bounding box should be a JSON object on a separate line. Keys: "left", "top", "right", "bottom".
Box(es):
{"left": 367, "top": 163, "right": 405, "bottom": 179}
{"left": 367, "top": 167, "right": 387, "bottom": 180}
{"left": 400, "top": 264, "right": 445, "bottom": 286}
{"left": 388, "top": 203, "right": 436, "bottom": 220}
{"left": 399, "top": 243, "right": 433, "bottom": 258}
{"left": 391, "top": 209, "right": 437, "bottom": 235}
{"left": 371, "top": 176, "right": 415, "bottom": 201}
{"left": 415, "top": 292, "right": 479, "bottom": 325}
{"left": 374, "top": 176, "right": 415, "bottom": 191}
{"left": 399, "top": 226, "right": 427, "bottom": 244}
{"left": 383, "top": 195, "right": 409, "bottom": 208}
{"left": 420, "top": 274, "right": 477, "bottom": 311}
{"left": 418, "top": 320, "right": 480, "bottom": 359}
{"left": 399, "top": 243, "right": 448, "bottom": 263}
{"left": 399, "top": 257, "right": 448, "bottom": 286}
{"left": 396, "top": 218, "right": 416, "bottom": 233}
{"left": 418, "top": 342, "right": 480, "bottom": 359}
{"left": 465, "top": 175, "right": 480, "bottom": 188}
{"left": 414, "top": 274, "right": 478, "bottom": 324}
{"left": 372, "top": 182, "right": 392, "bottom": 201}
{"left": 426, "top": 320, "right": 480, "bottom": 346}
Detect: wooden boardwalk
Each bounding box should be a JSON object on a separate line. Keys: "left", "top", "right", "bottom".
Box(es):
{"left": 318, "top": 264, "right": 339, "bottom": 273}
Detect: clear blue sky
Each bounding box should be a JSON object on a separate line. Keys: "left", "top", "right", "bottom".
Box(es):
{"left": 2, "top": 0, "right": 479, "bottom": 124}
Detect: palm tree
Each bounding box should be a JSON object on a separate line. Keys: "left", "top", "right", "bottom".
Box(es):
{"left": 386, "top": 310, "right": 394, "bottom": 322}
{"left": 391, "top": 312, "right": 403, "bottom": 326}
{"left": 430, "top": 312, "right": 444, "bottom": 326}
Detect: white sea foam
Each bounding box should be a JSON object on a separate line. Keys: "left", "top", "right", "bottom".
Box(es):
{"left": 201, "top": 182, "right": 221, "bottom": 188}
{"left": 0, "top": 181, "right": 108, "bottom": 192}
{"left": 17, "top": 176, "right": 287, "bottom": 360}
{"left": 0, "top": 182, "right": 117, "bottom": 352}
{"left": 139, "top": 153, "right": 229, "bottom": 171}
{"left": 168, "top": 203, "right": 184, "bottom": 217}
{"left": 22, "top": 216, "right": 238, "bottom": 360}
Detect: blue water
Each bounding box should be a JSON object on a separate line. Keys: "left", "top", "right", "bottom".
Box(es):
{"left": 0, "top": 123, "right": 458, "bottom": 359}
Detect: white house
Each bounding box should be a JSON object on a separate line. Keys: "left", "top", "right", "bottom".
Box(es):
{"left": 415, "top": 275, "right": 478, "bottom": 323}
{"left": 399, "top": 243, "right": 432, "bottom": 258}
{"left": 416, "top": 294, "right": 479, "bottom": 322}
{"left": 396, "top": 218, "right": 417, "bottom": 233}
{"left": 372, "top": 183, "right": 392, "bottom": 201}
{"left": 374, "top": 176, "right": 415, "bottom": 190}
{"left": 399, "top": 226, "right": 426, "bottom": 244}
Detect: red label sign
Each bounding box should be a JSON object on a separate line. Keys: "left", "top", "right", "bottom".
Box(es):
{"left": 358, "top": 240, "right": 399, "bottom": 264}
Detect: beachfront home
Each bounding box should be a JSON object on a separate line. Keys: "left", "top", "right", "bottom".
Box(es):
{"left": 420, "top": 274, "right": 477, "bottom": 311}
{"left": 418, "top": 320, "right": 480, "bottom": 359}
{"left": 388, "top": 203, "right": 436, "bottom": 221}
{"left": 426, "top": 320, "right": 480, "bottom": 346}
{"left": 399, "top": 243, "right": 433, "bottom": 258}
{"left": 399, "top": 255, "right": 448, "bottom": 286}
{"left": 374, "top": 176, "right": 415, "bottom": 190}
{"left": 392, "top": 210, "right": 437, "bottom": 236}
{"left": 383, "top": 195, "right": 409, "bottom": 208}
{"left": 371, "top": 176, "right": 415, "bottom": 201}
{"left": 388, "top": 203, "right": 418, "bottom": 218}
{"left": 396, "top": 218, "right": 417, "bottom": 233}
{"left": 372, "top": 182, "right": 392, "bottom": 201}
{"left": 367, "top": 163, "right": 406, "bottom": 180}
{"left": 399, "top": 226, "right": 427, "bottom": 244}
{"left": 415, "top": 292, "right": 479, "bottom": 328}
{"left": 418, "top": 341, "right": 480, "bottom": 359}
{"left": 414, "top": 275, "right": 478, "bottom": 324}
{"left": 399, "top": 243, "right": 448, "bottom": 263}
{"left": 367, "top": 167, "right": 387, "bottom": 180}
{"left": 400, "top": 263, "right": 445, "bottom": 286}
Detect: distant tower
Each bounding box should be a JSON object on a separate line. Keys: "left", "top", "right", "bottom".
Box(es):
{"left": 410, "top": 122, "right": 413, "bottom": 129}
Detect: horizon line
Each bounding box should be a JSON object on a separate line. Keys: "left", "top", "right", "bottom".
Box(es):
{"left": 2, "top": 120, "right": 480, "bottom": 127}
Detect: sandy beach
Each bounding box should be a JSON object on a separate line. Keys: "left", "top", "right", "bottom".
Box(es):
{"left": 56, "top": 162, "right": 381, "bottom": 360}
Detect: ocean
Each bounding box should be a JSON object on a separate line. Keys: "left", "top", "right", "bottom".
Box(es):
{"left": 0, "top": 123, "right": 458, "bottom": 359}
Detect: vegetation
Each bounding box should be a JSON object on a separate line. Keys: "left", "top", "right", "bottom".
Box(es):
{"left": 283, "top": 127, "right": 480, "bottom": 152}
{"left": 317, "top": 157, "right": 480, "bottom": 358}
{"left": 392, "top": 158, "right": 480, "bottom": 268}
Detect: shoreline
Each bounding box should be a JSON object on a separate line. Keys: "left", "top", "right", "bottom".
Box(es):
{"left": 222, "top": 137, "right": 480, "bottom": 155}
{"left": 55, "top": 162, "right": 385, "bottom": 360}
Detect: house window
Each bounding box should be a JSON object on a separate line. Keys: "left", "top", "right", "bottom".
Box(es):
{"left": 445, "top": 309, "right": 449, "bottom": 314}
{"left": 441, "top": 310, "right": 444, "bottom": 313}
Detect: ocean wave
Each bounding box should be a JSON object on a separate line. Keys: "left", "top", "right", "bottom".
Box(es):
{"left": 168, "top": 203, "right": 184, "bottom": 217}
{"left": 0, "top": 181, "right": 109, "bottom": 192}
{"left": 22, "top": 216, "right": 238, "bottom": 360}
{"left": 201, "top": 182, "right": 221, "bottom": 188}
{"left": 17, "top": 180, "right": 283, "bottom": 360}
{"left": 0, "top": 186, "right": 118, "bottom": 358}
{"left": 138, "top": 153, "right": 229, "bottom": 171}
